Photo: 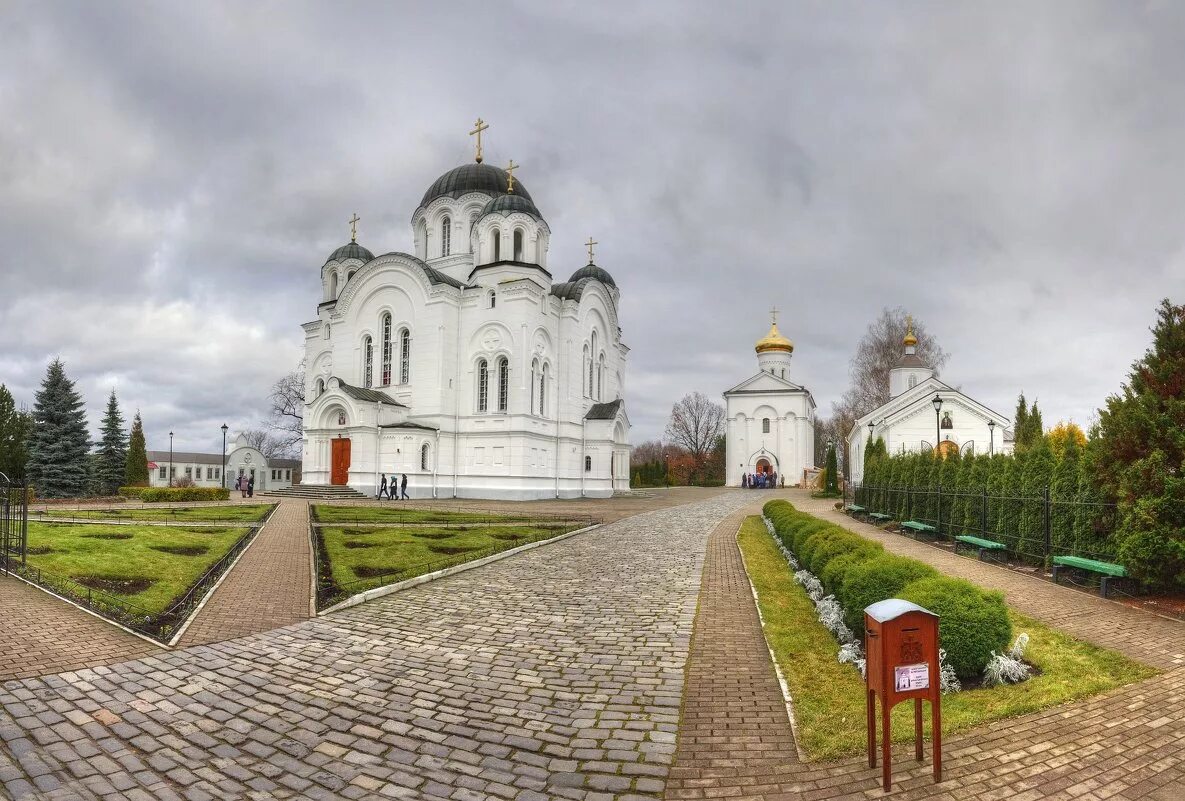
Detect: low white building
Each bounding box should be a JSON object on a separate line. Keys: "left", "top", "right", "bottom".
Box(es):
{"left": 847, "top": 319, "right": 1012, "bottom": 483}
{"left": 299, "top": 129, "right": 630, "bottom": 500}
{"left": 146, "top": 433, "right": 299, "bottom": 491}
{"left": 724, "top": 316, "right": 816, "bottom": 487}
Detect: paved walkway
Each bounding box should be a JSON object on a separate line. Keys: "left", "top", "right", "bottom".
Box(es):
{"left": 0, "top": 492, "right": 754, "bottom": 800}
{"left": 177, "top": 499, "right": 313, "bottom": 647}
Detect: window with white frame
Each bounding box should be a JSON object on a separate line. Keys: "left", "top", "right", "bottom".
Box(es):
{"left": 159, "top": 466, "right": 166, "bottom": 479}
{"left": 540, "top": 364, "right": 548, "bottom": 415}
{"left": 491, "top": 227, "right": 501, "bottom": 261}
{"left": 762, "top": 418, "right": 770, "bottom": 434}
{"left": 441, "top": 216, "right": 451, "bottom": 257}
{"left": 381, "top": 313, "right": 392, "bottom": 385}
{"left": 488, "top": 289, "right": 496, "bottom": 308}
{"left": 477, "top": 359, "right": 489, "bottom": 412}
{"left": 421, "top": 443, "right": 430, "bottom": 471}
{"left": 399, "top": 328, "right": 410, "bottom": 384}
{"left": 530, "top": 359, "right": 538, "bottom": 413}
{"left": 513, "top": 229, "right": 524, "bottom": 260}
{"left": 363, "top": 335, "right": 374, "bottom": 388}
{"left": 497, "top": 356, "right": 509, "bottom": 412}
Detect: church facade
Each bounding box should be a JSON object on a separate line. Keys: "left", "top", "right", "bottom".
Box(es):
{"left": 847, "top": 319, "right": 1012, "bottom": 483}
{"left": 723, "top": 316, "right": 816, "bottom": 486}
{"left": 300, "top": 127, "right": 630, "bottom": 499}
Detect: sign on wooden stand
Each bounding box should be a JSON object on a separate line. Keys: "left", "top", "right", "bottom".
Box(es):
{"left": 864, "top": 598, "right": 942, "bottom": 792}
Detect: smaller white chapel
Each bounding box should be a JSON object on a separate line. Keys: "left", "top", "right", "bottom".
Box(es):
{"left": 847, "top": 317, "right": 1013, "bottom": 483}
{"left": 724, "top": 311, "right": 816, "bottom": 487}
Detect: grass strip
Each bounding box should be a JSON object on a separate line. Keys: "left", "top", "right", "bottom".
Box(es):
{"left": 737, "top": 515, "right": 1158, "bottom": 761}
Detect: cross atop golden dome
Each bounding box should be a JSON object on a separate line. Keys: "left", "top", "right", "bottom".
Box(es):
{"left": 903, "top": 314, "right": 918, "bottom": 348}
{"left": 755, "top": 307, "right": 794, "bottom": 353}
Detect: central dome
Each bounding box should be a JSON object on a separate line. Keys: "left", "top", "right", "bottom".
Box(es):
{"left": 420, "top": 163, "right": 533, "bottom": 208}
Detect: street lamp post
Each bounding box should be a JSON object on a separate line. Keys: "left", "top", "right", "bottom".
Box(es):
{"left": 168, "top": 431, "right": 174, "bottom": 487}
{"left": 931, "top": 394, "right": 943, "bottom": 456}
{"left": 988, "top": 419, "right": 996, "bottom": 456}
{"left": 221, "top": 424, "right": 229, "bottom": 488}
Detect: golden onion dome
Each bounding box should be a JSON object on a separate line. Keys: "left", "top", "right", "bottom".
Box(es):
{"left": 903, "top": 315, "right": 918, "bottom": 347}
{"left": 755, "top": 322, "right": 794, "bottom": 354}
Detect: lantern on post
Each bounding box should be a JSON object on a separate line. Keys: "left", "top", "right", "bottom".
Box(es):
{"left": 864, "top": 598, "right": 943, "bottom": 792}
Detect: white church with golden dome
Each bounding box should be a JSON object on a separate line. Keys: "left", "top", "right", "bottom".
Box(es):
{"left": 299, "top": 121, "right": 630, "bottom": 499}
{"left": 723, "top": 311, "right": 816, "bottom": 487}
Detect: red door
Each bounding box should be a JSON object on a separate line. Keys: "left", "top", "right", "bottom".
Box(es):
{"left": 331, "top": 438, "right": 351, "bottom": 485}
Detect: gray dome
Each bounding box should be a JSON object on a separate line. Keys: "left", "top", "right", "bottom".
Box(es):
{"left": 479, "top": 193, "right": 543, "bottom": 220}
{"left": 326, "top": 241, "right": 374, "bottom": 264}
{"left": 420, "top": 163, "right": 533, "bottom": 207}
{"left": 568, "top": 263, "right": 616, "bottom": 288}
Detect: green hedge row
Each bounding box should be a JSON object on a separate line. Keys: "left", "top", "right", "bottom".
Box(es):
{"left": 763, "top": 499, "right": 1011, "bottom": 679}
{"left": 118, "top": 486, "right": 231, "bottom": 502}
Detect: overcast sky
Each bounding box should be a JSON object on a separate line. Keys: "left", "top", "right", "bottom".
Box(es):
{"left": 2, "top": 1, "right": 1180, "bottom": 453}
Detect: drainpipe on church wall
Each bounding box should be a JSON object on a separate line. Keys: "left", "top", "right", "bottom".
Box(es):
{"left": 432, "top": 429, "right": 439, "bottom": 499}
{"left": 373, "top": 402, "right": 382, "bottom": 496}
{"left": 451, "top": 314, "right": 461, "bottom": 498}
{"left": 554, "top": 307, "right": 564, "bottom": 499}
{"left": 580, "top": 419, "right": 587, "bottom": 499}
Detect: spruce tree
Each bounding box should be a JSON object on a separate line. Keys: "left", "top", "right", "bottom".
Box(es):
{"left": 26, "top": 360, "right": 91, "bottom": 498}
{"left": 1018, "top": 442, "right": 1054, "bottom": 562}
{"left": 95, "top": 390, "right": 129, "bottom": 495}
{"left": 1013, "top": 394, "right": 1029, "bottom": 453}
{"left": 1096, "top": 299, "right": 1185, "bottom": 586}
{"left": 125, "top": 412, "right": 149, "bottom": 486}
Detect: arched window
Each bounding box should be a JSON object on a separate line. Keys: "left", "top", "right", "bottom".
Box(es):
{"left": 380, "top": 313, "right": 392, "bottom": 385}
{"left": 329, "top": 272, "right": 338, "bottom": 299}
{"left": 597, "top": 354, "right": 605, "bottom": 400}
{"left": 497, "top": 356, "right": 509, "bottom": 412}
{"left": 477, "top": 359, "right": 489, "bottom": 412}
{"left": 441, "top": 216, "right": 451, "bottom": 257}
{"left": 316, "top": 378, "right": 325, "bottom": 396}
{"left": 468, "top": 213, "right": 478, "bottom": 251}
{"left": 762, "top": 418, "right": 770, "bottom": 434}
{"left": 583, "top": 345, "right": 590, "bottom": 397}
{"left": 584, "top": 455, "right": 592, "bottom": 472}
{"left": 362, "top": 336, "right": 373, "bottom": 388}
{"left": 346, "top": 270, "right": 355, "bottom": 283}
{"left": 491, "top": 227, "right": 501, "bottom": 261}
{"left": 488, "top": 290, "right": 496, "bottom": 309}
{"left": 909, "top": 374, "right": 917, "bottom": 388}
{"left": 399, "top": 328, "right": 410, "bottom": 384}
{"left": 421, "top": 443, "right": 430, "bottom": 471}
{"left": 531, "top": 359, "right": 538, "bottom": 413}
{"left": 416, "top": 220, "right": 427, "bottom": 259}
{"left": 540, "top": 364, "right": 548, "bottom": 415}
{"left": 513, "top": 229, "right": 524, "bottom": 260}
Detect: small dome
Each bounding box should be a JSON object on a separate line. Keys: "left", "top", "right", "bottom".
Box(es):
{"left": 480, "top": 193, "right": 543, "bottom": 219}
{"left": 326, "top": 241, "right": 374, "bottom": 264}
{"left": 903, "top": 315, "right": 918, "bottom": 347}
{"left": 420, "top": 162, "right": 533, "bottom": 208}
{"left": 567, "top": 263, "right": 616, "bottom": 288}
{"left": 755, "top": 322, "right": 793, "bottom": 354}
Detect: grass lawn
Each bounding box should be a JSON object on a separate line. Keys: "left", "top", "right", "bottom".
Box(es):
{"left": 737, "top": 515, "right": 1158, "bottom": 761}
{"left": 318, "top": 522, "right": 586, "bottom": 600}
{"left": 313, "top": 505, "right": 555, "bottom": 525}
{"left": 36, "top": 504, "right": 274, "bottom": 524}
{"left": 23, "top": 522, "right": 251, "bottom": 615}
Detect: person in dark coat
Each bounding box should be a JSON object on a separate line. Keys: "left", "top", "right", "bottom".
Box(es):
{"left": 378, "top": 474, "right": 389, "bottom": 500}
{"left": 247, "top": 476, "right": 254, "bottom": 498}
{"left": 741, "top": 473, "right": 748, "bottom": 489}
{"left": 400, "top": 473, "right": 409, "bottom": 500}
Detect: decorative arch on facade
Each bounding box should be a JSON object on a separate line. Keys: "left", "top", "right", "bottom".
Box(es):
{"left": 513, "top": 227, "right": 525, "bottom": 261}
{"left": 361, "top": 335, "right": 374, "bottom": 388}
{"left": 440, "top": 214, "right": 451, "bottom": 257}
{"left": 421, "top": 442, "right": 431, "bottom": 471}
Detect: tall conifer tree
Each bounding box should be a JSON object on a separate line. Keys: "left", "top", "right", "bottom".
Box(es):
{"left": 1050, "top": 437, "right": 1080, "bottom": 552}
{"left": 125, "top": 412, "right": 149, "bottom": 486}
{"left": 25, "top": 359, "right": 90, "bottom": 498}
{"left": 1013, "top": 394, "right": 1029, "bottom": 452}
{"left": 0, "top": 384, "right": 32, "bottom": 481}
{"left": 95, "top": 390, "right": 128, "bottom": 495}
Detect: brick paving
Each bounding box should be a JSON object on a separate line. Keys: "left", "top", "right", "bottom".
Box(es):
{"left": 177, "top": 499, "right": 313, "bottom": 647}
{"left": 0, "top": 577, "right": 160, "bottom": 682}
{"left": 0, "top": 491, "right": 754, "bottom": 800}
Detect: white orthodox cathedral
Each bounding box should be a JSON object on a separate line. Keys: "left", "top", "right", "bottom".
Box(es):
{"left": 724, "top": 314, "right": 816, "bottom": 486}
{"left": 300, "top": 123, "right": 630, "bottom": 499}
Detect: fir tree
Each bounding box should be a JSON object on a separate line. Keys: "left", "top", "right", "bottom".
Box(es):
{"left": 997, "top": 454, "right": 1025, "bottom": 551}
{"left": 0, "top": 384, "right": 32, "bottom": 481}
{"left": 95, "top": 390, "right": 128, "bottom": 495}
{"left": 1049, "top": 437, "right": 1081, "bottom": 552}
{"left": 26, "top": 359, "right": 90, "bottom": 498}
{"left": 1097, "top": 299, "right": 1185, "bottom": 586}
{"left": 938, "top": 447, "right": 962, "bottom": 533}
{"left": 1013, "top": 394, "right": 1029, "bottom": 452}
{"left": 1018, "top": 442, "right": 1055, "bottom": 562}
{"left": 125, "top": 412, "right": 149, "bottom": 486}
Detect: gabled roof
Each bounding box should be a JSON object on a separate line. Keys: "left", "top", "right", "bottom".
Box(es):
{"left": 585, "top": 399, "right": 624, "bottom": 420}
{"left": 724, "top": 370, "right": 807, "bottom": 395}
{"left": 851, "top": 377, "right": 1009, "bottom": 435}
{"left": 335, "top": 381, "right": 405, "bottom": 407}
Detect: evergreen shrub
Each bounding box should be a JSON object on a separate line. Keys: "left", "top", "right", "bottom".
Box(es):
{"left": 899, "top": 576, "right": 1012, "bottom": 678}
{"left": 818, "top": 544, "right": 883, "bottom": 596}
{"left": 840, "top": 555, "right": 938, "bottom": 637}
{"left": 119, "top": 486, "right": 231, "bottom": 502}
{"left": 806, "top": 529, "right": 873, "bottom": 576}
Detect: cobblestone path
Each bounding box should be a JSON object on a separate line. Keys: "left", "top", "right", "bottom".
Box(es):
{"left": 0, "top": 492, "right": 753, "bottom": 800}
{"left": 177, "top": 499, "right": 313, "bottom": 647}
{"left": 0, "top": 577, "right": 160, "bottom": 682}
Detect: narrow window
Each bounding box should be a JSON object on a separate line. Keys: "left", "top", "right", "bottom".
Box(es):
{"left": 441, "top": 216, "right": 451, "bottom": 257}
{"left": 399, "top": 328, "right": 410, "bottom": 384}
{"left": 477, "top": 359, "right": 488, "bottom": 412}
{"left": 909, "top": 374, "right": 917, "bottom": 388}
{"left": 488, "top": 290, "right": 496, "bottom": 308}
{"left": 762, "top": 418, "right": 770, "bottom": 433}
{"left": 421, "top": 443, "right": 430, "bottom": 471}
{"left": 468, "top": 213, "right": 478, "bottom": 251}
{"left": 531, "top": 359, "right": 538, "bottom": 413}
{"left": 597, "top": 354, "right": 605, "bottom": 400}
{"left": 381, "top": 313, "right": 392, "bottom": 385}
{"left": 584, "top": 456, "right": 592, "bottom": 472}
{"left": 329, "top": 272, "right": 338, "bottom": 299}
{"left": 491, "top": 228, "right": 501, "bottom": 261}
{"left": 363, "top": 336, "right": 373, "bottom": 388}
{"left": 583, "top": 345, "right": 590, "bottom": 396}
{"left": 316, "top": 377, "right": 325, "bottom": 396}
{"left": 539, "top": 364, "right": 548, "bottom": 415}
{"left": 346, "top": 270, "right": 355, "bottom": 282}
{"left": 513, "top": 229, "right": 524, "bottom": 260}
{"left": 497, "top": 357, "right": 509, "bottom": 412}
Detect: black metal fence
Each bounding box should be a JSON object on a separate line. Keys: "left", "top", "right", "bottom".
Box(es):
{"left": 1, "top": 472, "right": 29, "bottom": 575}
{"left": 847, "top": 482, "right": 1119, "bottom": 567}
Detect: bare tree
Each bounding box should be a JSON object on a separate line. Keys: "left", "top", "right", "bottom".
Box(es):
{"left": 664, "top": 392, "right": 726, "bottom": 482}
{"left": 240, "top": 428, "right": 287, "bottom": 459}
{"left": 831, "top": 307, "right": 948, "bottom": 475}
{"left": 263, "top": 363, "right": 305, "bottom": 457}
{"left": 631, "top": 439, "right": 665, "bottom": 465}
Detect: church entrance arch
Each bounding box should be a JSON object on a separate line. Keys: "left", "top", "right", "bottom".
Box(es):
{"left": 331, "top": 438, "right": 352, "bottom": 485}
{"left": 756, "top": 458, "right": 772, "bottom": 475}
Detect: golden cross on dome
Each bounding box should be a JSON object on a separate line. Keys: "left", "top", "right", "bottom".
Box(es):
{"left": 469, "top": 117, "right": 489, "bottom": 163}
{"left": 348, "top": 213, "right": 360, "bottom": 243}
{"left": 585, "top": 236, "right": 598, "bottom": 263}
{"left": 906, "top": 313, "right": 914, "bottom": 333}
{"left": 505, "top": 159, "right": 518, "bottom": 193}
{"left": 770, "top": 305, "right": 780, "bottom": 326}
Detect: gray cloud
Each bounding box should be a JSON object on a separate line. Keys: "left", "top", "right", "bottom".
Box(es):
{"left": 1, "top": 1, "right": 1179, "bottom": 451}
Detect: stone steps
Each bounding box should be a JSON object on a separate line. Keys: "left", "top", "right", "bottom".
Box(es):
{"left": 260, "top": 485, "right": 369, "bottom": 501}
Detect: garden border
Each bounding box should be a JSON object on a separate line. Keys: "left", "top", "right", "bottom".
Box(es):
{"left": 319, "top": 522, "right": 601, "bottom": 615}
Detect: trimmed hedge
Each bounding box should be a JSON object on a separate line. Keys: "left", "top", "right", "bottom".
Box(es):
{"left": 119, "top": 486, "right": 231, "bottom": 502}
{"left": 763, "top": 499, "right": 1012, "bottom": 679}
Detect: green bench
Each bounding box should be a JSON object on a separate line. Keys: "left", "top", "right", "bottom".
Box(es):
{"left": 846, "top": 504, "right": 866, "bottom": 513}
{"left": 901, "top": 520, "right": 937, "bottom": 538}
{"left": 1052, "top": 555, "right": 1127, "bottom": 598}
{"left": 955, "top": 535, "right": 1007, "bottom": 561}
{"left": 868, "top": 512, "right": 892, "bottom": 521}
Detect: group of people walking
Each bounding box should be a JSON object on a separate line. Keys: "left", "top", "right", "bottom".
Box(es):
{"left": 378, "top": 473, "right": 409, "bottom": 501}
{"left": 742, "top": 470, "right": 780, "bottom": 489}
{"left": 234, "top": 473, "right": 254, "bottom": 498}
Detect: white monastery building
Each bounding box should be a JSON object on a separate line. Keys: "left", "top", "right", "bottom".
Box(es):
{"left": 146, "top": 433, "right": 299, "bottom": 490}
{"left": 723, "top": 313, "right": 816, "bottom": 487}
{"left": 300, "top": 123, "right": 630, "bottom": 499}
{"left": 847, "top": 318, "right": 1013, "bottom": 483}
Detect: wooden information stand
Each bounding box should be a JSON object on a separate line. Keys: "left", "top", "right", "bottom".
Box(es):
{"left": 864, "top": 599, "right": 942, "bottom": 792}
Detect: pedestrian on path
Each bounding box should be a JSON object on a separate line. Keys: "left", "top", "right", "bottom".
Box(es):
{"left": 247, "top": 476, "right": 254, "bottom": 498}
{"left": 400, "top": 473, "right": 409, "bottom": 500}
{"left": 378, "top": 474, "right": 389, "bottom": 500}
{"left": 390, "top": 473, "right": 399, "bottom": 501}
{"left": 238, "top": 474, "right": 247, "bottom": 498}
